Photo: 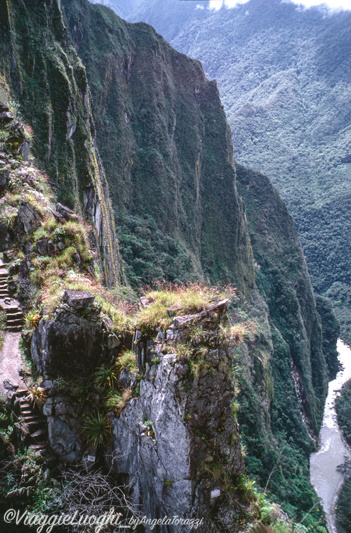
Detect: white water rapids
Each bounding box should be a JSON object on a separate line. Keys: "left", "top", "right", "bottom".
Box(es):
{"left": 310, "top": 340, "right": 351, "bottom": 533}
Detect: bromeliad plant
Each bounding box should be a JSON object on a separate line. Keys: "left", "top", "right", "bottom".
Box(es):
{"left": 94, "top": 361, "right": 120, "bottom": 391}
{"left": 26, "top": 386, "right": 47, "bottom": 409}
{"left": 83, "top": 412, "right": 111, "bottom": 448}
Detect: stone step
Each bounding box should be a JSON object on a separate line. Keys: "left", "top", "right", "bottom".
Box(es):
{"left": 22, "top": 415, "right": 41, "bottom": 422}
{"left": 30, "top": 429, "right": 48, "bottom": 439}
{"left": 26, "top": 420, "right": 43, "bottom": 429}
{"left": 7, "top": 310, "right": 22, "bottom": 316}
{"left": 19, "top": 403, "right": 31, "bottom": 410}
{"left": 19, "top": 398, "right": 31, "bottom": 404}
{"left": 29, "top": 443, "right": 48, "bottom": 450}
{"left": 7, "top": 319, "right": 23, "bottom": 325}
{"left": 6, "top": 326, "right": 22, "bottom": 332}
{"left": 16, "top": 389, "right": 28, "bottom": 397}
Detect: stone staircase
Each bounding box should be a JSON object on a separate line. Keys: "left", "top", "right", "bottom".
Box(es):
{"left": 15, "top": 389, "right": 50, "bottom": 457}
{"left": 0, "top": 260, "right": 50, "bottom": 456}
{"left": 0, "top": 265, "right": 23, "bottom": 332}
{"left": 0, "top": 267, "right": 8, "bottom": 299}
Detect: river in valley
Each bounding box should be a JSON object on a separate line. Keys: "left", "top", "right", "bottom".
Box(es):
{"left": 310, "top": 340, "right": 351, "bottom": 533}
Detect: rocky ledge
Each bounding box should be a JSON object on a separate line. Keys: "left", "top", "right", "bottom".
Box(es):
{"left": 109, "top": 300, "right": 246, "bottom": 532}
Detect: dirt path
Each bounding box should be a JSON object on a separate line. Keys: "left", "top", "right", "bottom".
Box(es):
{"left": 0, "top": 332, "right": 26, "bottom": 395}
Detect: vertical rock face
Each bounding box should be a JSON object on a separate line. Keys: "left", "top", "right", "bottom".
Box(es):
{"left": 0, "top": 0, "right": 339, "bottom": 525}
{"left": 234, "top": 164, "right": 340, "bottom": 517}
{"left": 0, "top": 0, "right": 121, "bottom": 286}
{"left": 236, "top": 164, "right": 329, "bottom": 434}
{"left": 110, "top": 306, "right": 245, "bottom": 532}
{"left": 59, "top": 0, "right": 255, "bottom": 290}
{"left": 31, "top": 292, "right": 105, "bottom": 379}
{"left": 0, "top": 0, "right": 255, "bottom": 289}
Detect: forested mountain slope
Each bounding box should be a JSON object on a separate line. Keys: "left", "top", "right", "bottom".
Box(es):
{"left": 113, "top": 0, "right": 351, "bottom": 343}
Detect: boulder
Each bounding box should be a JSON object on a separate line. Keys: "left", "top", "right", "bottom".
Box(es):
{"left": 0, "top": 221, "right": 10, "bottom": 251}
{"left": 0, "top": 111, "right": 13, "bottom": 124}
{"left": 48, "top": 416, "right": 82, "bottom": 463}
{"left": 36, "top": 237, "right": 49, "bottom": 255}
{"left": 3, "top": 379, "right": 19, "bottom": 391}
{"left": 17, "top": 201, "right": 41, "bottom": 234}
{"left": 56, "top": 203, "right": 78, "bottom": 222}
{"left": 107, "top": 333, "right": 120, "bottom": 350}
{"left": 63, "top": 290, "right": 95, "bottom": 310}
{"left": 31, "top": 307, "right": 104, "bottom": 378}
{"left": 0, "top": 168, "right": 9, "bottom": 190}
{"left": 51, "top": 209, "right": 66, "bottom": 223}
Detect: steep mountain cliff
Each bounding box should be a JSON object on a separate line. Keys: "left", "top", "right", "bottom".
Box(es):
{"left": 61, "top": 0, "right": 255, "bottom": 290}
{"left": 0, "top": 0, "right": 339, "bottom": 531}
{"left": 234, "top": 164, "right": 338, "bottom": 520}
{"left": 120, "top": 0, "right": 351, "bottom": 344}
{"left": 0, "top": 0, "right": 121, "bottom": 287}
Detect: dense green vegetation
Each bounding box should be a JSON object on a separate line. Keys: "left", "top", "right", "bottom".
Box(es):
{"left": 336, "top": 479, "right": 351, "bottom": 533}
{"left": 333, "top": 379, "right": 351, "bottom": 533}
{"left": 116, "top": 214, "right": 194, "bottom": 287}
{"left": 121, "top": 0, "right": 351, "bottom": 343}
{"left": 335, "top": 379, "right": 351, "bottom": 448}
{"left": 0, "top": 0, "right": 121, "bottom": 286}
{"left": 235, "top": 164, "right": 332, "bottom": 529}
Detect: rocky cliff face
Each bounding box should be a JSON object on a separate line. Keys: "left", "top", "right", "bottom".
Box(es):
{"left": 237, "top": 164, "right": 327, "bottom": 431}
{"left": 61, "top": 0, "right": 255, "bottom": 290}
{"left": 220, "top": 164, "right": 338, "bottom": 520}
{"left": 109, "top": 301, "right": 246, "bottom": 532}
{"left": 0, "top": 0, "right": 121, "bottom": 286}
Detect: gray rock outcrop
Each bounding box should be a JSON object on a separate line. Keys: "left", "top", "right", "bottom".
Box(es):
{"left": 31, "top": 292, "right": 104, "bottom": 379}
{"left": 48, "top": 416, "right": 82, "bottom": 463}
{"left": 109, "top": 303, "right": 244, "bottom": 532}
{"left": 17, "top": 201, "right": 41, "bottom": 235}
